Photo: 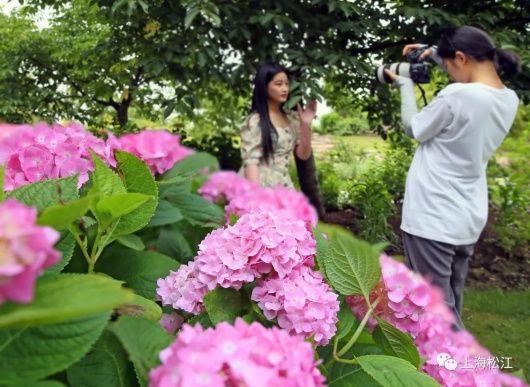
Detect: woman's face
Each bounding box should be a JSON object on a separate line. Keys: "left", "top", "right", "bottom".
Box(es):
{"left": 267, "top": 72, "right": 289, "bottom": 104}
{"left": 442, "top": 51, "right": 471, "bottom": 83}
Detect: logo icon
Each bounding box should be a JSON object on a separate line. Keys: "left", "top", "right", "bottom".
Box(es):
{"left": 437, "top": 352, "right": 458, "bottom": 371}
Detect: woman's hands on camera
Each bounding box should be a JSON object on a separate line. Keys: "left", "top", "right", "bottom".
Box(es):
{"left": 384, "top": 43, "right": 434, "bottom": 83}
{"left": 383, "top": 68, "right": 399, "bottom": 83}
{"left": 402, "top": 44, "right": 433, "bottom": 60}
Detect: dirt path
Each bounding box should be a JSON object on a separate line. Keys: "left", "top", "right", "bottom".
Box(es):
{"left": 311, "top": 134, "right": 335, "bottom": 155}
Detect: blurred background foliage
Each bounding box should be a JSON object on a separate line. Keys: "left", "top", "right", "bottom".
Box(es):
{"left": 1, "top": 0, "right": 528, "bottom": 267}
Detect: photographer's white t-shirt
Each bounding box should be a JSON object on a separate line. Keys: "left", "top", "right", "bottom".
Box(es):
{"left": 399, "top": 81, "right": 519, "bottom": 245}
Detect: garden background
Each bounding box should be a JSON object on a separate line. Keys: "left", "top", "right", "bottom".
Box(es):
{"left": 0, "top": 0, "right": 528, "bottom": 384}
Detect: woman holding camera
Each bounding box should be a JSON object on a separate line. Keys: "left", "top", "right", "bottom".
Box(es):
{"left": 385, "top": 26, "right": 521, "bottom": 329}
{"left": 240, "top": 61, "right": 316, "bottom": 187}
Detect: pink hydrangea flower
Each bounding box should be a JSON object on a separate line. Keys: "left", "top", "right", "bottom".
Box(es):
{"left": 346, "top": 254, "right": 451, "bottom": 337}
{"left": 156, "top": 210, "right": 316, "bottom": 315}
{"left": 252, "top": 266, "right": 339, "bottom": 345}
{"left": 347, "top": 255, "right": 527, "bottom": 386}
{"left": 498, "top": 374, "right": 529, "bottom": 387}
{"left": 198, "top": 210, "right": 316, "bottom": 283}
{"left": 157, "top": 211, "right": 316, "bottom": 314}
{"left": 149, "top": 318, "right": 326, "bottom": 387}
{"left": 198, "top": 171, "right": 259, "bottom": 203}
{"left": 114, "top": 130, "right": 194, "bottom": 175}
{"left": 225, "top": 186, "right": 318, "bottom": 228}
{"left": 0, "top": 122, "right": 115, "bottom": 190}
{"left": 159, "top": 312, "right": 184, "bottom": 334}
{"left": 415, "top": 313, "right": 527, "bottom": 387}
{"left": 156, "top": 261, "right": 208, "bottom": 315}
{"left": 0, "top": 123, "right": 26, "bottom": 144}
{"left": 0, "top": 199, "right": 61, "bottom": 304}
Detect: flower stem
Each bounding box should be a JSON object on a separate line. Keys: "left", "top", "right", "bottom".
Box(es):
{"left": 334, "top": 355, "right": 359, "bottom": 365}
{"left": 70, "top": 228, "right": 92, "bottom": 272}
{"left": 323, "top": 297, "right": 381, "bottom": 371}
{"left": 337, "top": 297, "right": 380, "bottom": 357}
{"left": 92, "top": 221, "right": 118, "bottom": 263}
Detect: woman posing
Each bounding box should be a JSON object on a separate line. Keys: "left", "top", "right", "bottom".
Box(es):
{"left": 240, "top": 62, "right": 316, "bottom": 187}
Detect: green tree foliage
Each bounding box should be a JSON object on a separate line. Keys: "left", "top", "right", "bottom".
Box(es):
{"left": 4, "top": 0, "right": 529, "bottom": 129}
{"left": 1, "top": 1, "right": 165, "bottom": 127}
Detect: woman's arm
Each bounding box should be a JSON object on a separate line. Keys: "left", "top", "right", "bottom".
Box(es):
{"left": 393, "top": 76, "right": 418, "bottom": 137}
{"left": 385, "top": 71, "right": 453, "bottom": 143}
{"left": 244, "top": 164, "right": 260, "bottom": 183}
{"left": 295, "top": 121, "right": 312, "bottom": 160}
{"left": 384, "top": 67, "right": 418, "bottom": 136}
{"left": 240, "top": 114, "right": 262, "bottom": 183}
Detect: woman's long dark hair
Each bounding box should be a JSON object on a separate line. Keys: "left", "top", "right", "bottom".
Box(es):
{"left": 437, "top": 26, "right": 521, "bottom": 78}
{"left": 250, "top": 61, "right": 289, "bottom": 163}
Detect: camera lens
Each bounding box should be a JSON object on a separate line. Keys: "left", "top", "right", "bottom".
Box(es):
{"left": 376, "top": 63, "right": 411, "bottom": 84}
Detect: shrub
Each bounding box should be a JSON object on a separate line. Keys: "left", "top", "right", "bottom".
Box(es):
{"left": 338, "top": 175, "right": 397, "bottom": 244}
{"left": 314, "top": 111, "right": 371, "bottom": 136}
{"left": 177, "top": 129, "right": 242, "bottom": 171}
{"left": 318, "top": 141, "right": 412, "bottom": 244}
{"left": 488, "top": 164, "right": 530, "bottom": 256}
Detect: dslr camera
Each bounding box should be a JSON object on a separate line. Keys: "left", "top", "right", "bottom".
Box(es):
{"left": 376, "top": 46, "right": 433, "bottom": 84}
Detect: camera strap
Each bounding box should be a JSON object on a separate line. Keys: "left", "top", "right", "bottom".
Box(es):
{"left": 417, "top": 84, "right": 428, "bottom": 106}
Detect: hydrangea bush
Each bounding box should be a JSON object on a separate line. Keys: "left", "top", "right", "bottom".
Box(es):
{"left": 0, "top": 122, "right": 115, "bottom": 190}
{"left": 347, "top": 254, "right": 525, "bottom": 387}
{"left": 0, "top": 124, "right": 526, "bottom": 387}
{"left": 0, "top": 124, "right": 194, "bottom": 192}
{"left": 346, "top": 254, "right": 454, "bottom": 336}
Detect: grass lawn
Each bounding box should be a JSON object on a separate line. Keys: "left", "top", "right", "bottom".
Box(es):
{"left": 463, "top": 288, "right": 530, "bottom": 380}
{"left": 333, "top": 134, "right": 387, "bottom": 151}
{"left": 319, "top": 133, "right": 519, "bottom": 158}
{"left": 311, "top": 134, "right": 387, "bottom": 157}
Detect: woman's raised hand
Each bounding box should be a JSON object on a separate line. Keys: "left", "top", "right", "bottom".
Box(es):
{"left": 297, "top": 100, "right": 317, "bottom": 126}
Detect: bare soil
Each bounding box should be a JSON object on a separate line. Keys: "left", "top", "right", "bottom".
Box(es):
{"left": 321, "top": 207, "right": 530, "bottom": 290}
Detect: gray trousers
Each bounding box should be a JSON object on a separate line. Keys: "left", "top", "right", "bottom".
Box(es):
{"left": 402, "top": 231, "right": 474, "bottom": 330}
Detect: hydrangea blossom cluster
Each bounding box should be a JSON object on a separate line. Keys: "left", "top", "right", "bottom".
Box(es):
{"left": 198, "top": 171, "right": 259, "bottom": 203}
{"left": 0, "top": 122, "right": 116, "bottom": 190}
{"left": 0, "top": 199, "right": 61, "bottom": 304}
{"left": 156, "top": 261, "right": 207, "bottom": 315}
{"left": 347, "top": 255, "right": 528, "bottom": 387}
{"left": 416, "top": 313, "right": 527, "bottom": 387}
{"left": 149, "top": 319, "right": 325, "bottom": 387}
{"left": 157, "top": 210, "right": 316, "bottom": 314}
{"left": 225, "top": 185, "right": 318, "bottom": 227}
{"left": 113, "top": 130, "right": 194, "bottom": 175}
{"left": 252, "top": 266, "right": 339, "bottom": 345}
{"left": 159, "top": 312, "right": 185, "bottom": 335}
{"left": 346, "top": 254, "right": 452, "bottom": 337}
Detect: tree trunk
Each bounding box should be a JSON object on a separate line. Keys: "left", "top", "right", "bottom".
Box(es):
{"left": 116, "top": 67, "right": 143, "bottom": 128}
{"left": 295, "top": 153, "right": 326, "bottom": 219}
{"left": 117, "top": 101, "right": 130, "bottom": 127}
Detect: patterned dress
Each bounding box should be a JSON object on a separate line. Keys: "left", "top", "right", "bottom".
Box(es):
{"left": 239, "top": 111, "right": 300, "bottom": 188}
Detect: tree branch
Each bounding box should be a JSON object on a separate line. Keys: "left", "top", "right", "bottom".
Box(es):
{"left": 27, "top": 55, "right": 120, "bottom": 110}
{"left": 350, "top": 39, "right": 411, "bottom": 55}
{"left": 497, "top": 16, "right": 530, "bottom": 27}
